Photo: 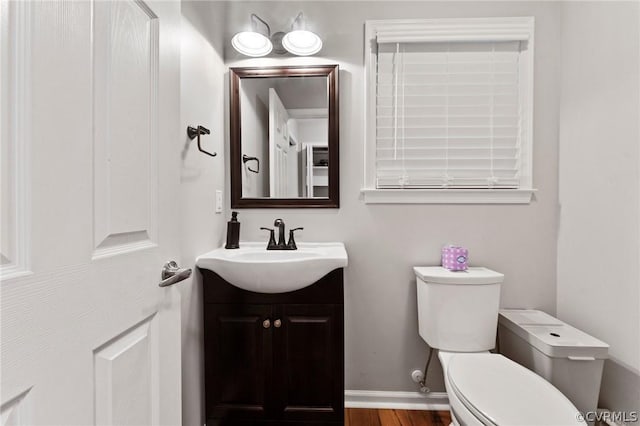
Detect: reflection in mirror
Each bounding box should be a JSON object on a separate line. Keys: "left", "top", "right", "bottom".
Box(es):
{"left": 240, "top": 77, "right": 328, "bottom": 199}
{"left": 230, "top": 65, "right": 339, "bottom": 209}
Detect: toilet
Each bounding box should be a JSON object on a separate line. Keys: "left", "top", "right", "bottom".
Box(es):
{"left": 415, "top": 266, "right": 585, "bottom": 425}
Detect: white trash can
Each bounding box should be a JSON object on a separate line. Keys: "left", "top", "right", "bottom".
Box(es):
{"left": 498, "top": 309, "right": 609, "bottom": 417}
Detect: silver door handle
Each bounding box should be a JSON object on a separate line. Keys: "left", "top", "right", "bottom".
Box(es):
{"left": 159, "top": 261, "right": 192, "bottom": 287}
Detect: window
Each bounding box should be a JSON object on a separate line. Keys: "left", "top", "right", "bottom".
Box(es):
{"left": 363, "top": 18, "right": 535, "bottom": 204}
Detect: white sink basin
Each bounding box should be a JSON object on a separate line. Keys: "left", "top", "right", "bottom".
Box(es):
{"left": 196, "top": 242, "right": 348, "bottom": 293}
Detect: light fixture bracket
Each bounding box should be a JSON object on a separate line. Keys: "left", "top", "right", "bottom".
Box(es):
{"left": 250, "top": 13, "right": 271, "bottom": 37}
{"left": 271, "top": 31, "right": 287, "bottom": 55}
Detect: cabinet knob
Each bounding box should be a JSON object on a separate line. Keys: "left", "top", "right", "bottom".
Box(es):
{"left": 274, "top": 319, "right": 282, "bottom": 328}
{"left": 263, "top": 319, "right": 271, "bottom": 329}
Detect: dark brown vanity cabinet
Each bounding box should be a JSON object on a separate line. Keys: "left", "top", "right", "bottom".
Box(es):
{"left": 201, "top": 268, "right": 345, "bottom": 426}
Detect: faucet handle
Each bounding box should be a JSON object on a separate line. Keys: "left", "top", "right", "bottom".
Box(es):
{"left": 260, "top": 227, "right": 277, "bottom": 250}
{"left": 286, "top": 227, "right": 304, "bottom": 250}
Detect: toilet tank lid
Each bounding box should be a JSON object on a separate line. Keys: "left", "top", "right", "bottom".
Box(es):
{"left": 499, "top": 309, "right": 609, "bottom": 358}
{"left": 414, "top": 266, "right": 504, "bottom": 285}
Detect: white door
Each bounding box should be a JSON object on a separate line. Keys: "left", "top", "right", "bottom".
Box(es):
{"left": 305, "top": 145, "right": 314, "bottom": 198}
{"left": 268, "top": 88, "right": 290, "bottom": 198}
{"left": 1, "top": 1, "right": 183, "bottom": 425}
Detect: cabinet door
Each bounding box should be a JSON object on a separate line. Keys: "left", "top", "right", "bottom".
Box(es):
{"left": 273, "top": 304, "right": 344, "bottom": 423}
{"left": 204, "top": 304, "right": 273, "bottom": 423}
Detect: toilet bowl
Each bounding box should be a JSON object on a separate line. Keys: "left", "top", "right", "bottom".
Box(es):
{"left": 439, "top": 351, "right": 583, "bottom": 426}
{"left": 414, "top": 266, "right": 585, "bottom": 425}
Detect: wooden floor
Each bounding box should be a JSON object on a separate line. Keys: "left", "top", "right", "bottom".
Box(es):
{"left": 345, "top": 409, "right": 451, "bottom": 426}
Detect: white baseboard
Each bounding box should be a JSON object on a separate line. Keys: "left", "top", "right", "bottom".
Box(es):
{"left": 345, "top": 390, "right": 450, "bottom": 411}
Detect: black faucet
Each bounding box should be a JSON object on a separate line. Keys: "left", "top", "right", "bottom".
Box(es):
{"left": 274, "top": 219, "right": 286, "bottom": 248}
{"left": 286, "top": 227, "right": 304, "bottom": 250}
{"left": 260, "top": 219, "right": 303, "bottom": 250}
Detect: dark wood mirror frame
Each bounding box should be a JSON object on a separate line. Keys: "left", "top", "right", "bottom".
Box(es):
{"left": 229, "top": 65, "right": 339, "bottom": 208}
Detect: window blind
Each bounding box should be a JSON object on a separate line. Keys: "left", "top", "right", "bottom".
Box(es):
{"left": 375, "top": 41, "right": 523, "bottom": 189}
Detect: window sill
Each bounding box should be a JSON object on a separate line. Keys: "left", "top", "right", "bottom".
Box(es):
{"left": 361, "top": 188, "right": 536, "bottom": 204}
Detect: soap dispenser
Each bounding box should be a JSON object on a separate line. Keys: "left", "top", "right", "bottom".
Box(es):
{"left": 225, "top": 211, "right": 240, "bottom": 249}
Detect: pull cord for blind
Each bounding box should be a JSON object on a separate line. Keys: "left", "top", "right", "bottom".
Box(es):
{"left": 392, "top": 42, "right": 407, "bottom": 187}
{"left": 443, "top": 43, "right": 450, "bottom": 187}
{"left": 393, "top": 42, "right": 400, "bottom": 165}
{"left": 489, "top": 42, "right": 496, "bottom": 186}
{"left": 400, "top": 43, "right": 406, "bottom": 187}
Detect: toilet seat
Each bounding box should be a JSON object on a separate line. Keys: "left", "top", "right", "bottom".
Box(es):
{"left": 447, "top": 354, "right": 583, "bottom": 425}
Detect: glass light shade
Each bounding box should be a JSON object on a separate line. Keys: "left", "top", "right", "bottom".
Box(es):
{"left": 282, "top": 30, "right": 322, "bottom": 56}
{"left": 232, "top": 31, "right": 273, "bottom": 57}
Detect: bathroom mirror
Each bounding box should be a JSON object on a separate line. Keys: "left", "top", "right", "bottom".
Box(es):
{"left": 230, "top": 65, "right": 339, "bottom": 208}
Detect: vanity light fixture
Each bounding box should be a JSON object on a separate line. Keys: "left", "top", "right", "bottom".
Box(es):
{"left": 282, "top": 13, "right": 323, "bottom": 56}
{"left": 232, "top": 12, "right": 322, "bottom": 57}
{"left": 231, "top": 14, "right": 273, "bottom": 57}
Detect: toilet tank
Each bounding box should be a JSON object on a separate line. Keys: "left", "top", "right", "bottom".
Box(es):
{"left": 414, "top": 266, "right": 504, "bottom": 352}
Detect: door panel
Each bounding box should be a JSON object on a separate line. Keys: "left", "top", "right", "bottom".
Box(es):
{"left": 93, "top": 0, "right": 159, "bottom": 257}
{"left": 0, "top": 1, "right": 182, "bottom": 424}
{"left": 274, "top": 304, "right": 344, "bottom": 423}
{"left": 94, "top": 315, "right": 159, "bottom": 426}
{"left": 204, "top": 304, "right": 273, "bottom": 422}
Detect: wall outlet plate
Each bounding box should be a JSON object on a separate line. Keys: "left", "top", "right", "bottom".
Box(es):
{"left": 215, "top": 190, "right": 223, "bottom": 213}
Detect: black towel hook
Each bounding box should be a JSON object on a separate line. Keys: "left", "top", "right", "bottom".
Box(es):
{"left": 187, "top": 125, "right": 216, "bottom": 157}
{"left": 242, "top": 155, "right": 260, "bottom": 173}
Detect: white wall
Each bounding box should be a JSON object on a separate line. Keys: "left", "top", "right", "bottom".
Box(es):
{"left": 180, "top": 2, "right": 227, "bottom": 425}
{"left": 557, "top": 1, "right": 640, "bottom": 413}
{"left": 223, "top": 1, "right": 562, "bottom": 393}
{"left": 296, "top": 118, "right": 328, "bottom": 145}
